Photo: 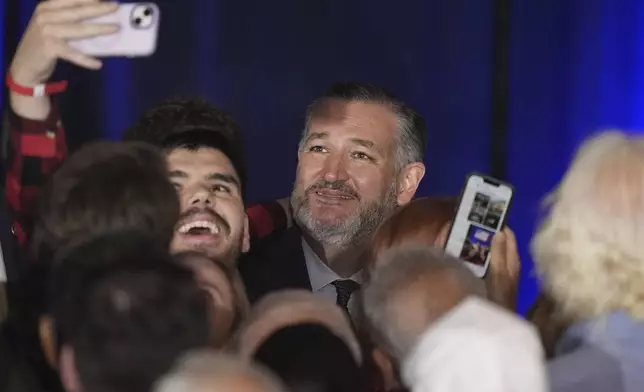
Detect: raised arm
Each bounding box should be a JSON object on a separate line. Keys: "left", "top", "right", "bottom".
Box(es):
{"left": 5, "top": 0, "right": 119, "bottom": 247}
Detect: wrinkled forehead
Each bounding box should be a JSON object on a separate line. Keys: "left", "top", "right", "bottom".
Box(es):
{"left": 306, "top": 100, "right": 399, "bottom": 143}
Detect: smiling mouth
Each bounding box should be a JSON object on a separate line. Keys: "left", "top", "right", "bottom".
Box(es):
{"left": 314, "top": 190, "right": 356, "bottom": 201}
{"left": 177, "top": 220, "right": 221, "bottom": 236}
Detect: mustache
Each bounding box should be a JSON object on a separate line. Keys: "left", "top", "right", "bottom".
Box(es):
{"left": 177, "top": 207, "right": 230, "bottom": 234}
{"left": 305, "top": 181, "right": 359, "bottom": 199}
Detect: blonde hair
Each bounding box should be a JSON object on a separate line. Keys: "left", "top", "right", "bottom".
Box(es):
{"left": 532, "top": 131, "right": 644, "bottom": 321}
{"left": 154, "top": 350, "right": 285, "bottom": 392}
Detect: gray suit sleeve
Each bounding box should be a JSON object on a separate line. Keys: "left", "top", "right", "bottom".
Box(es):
{"left": 549, "top": 346, "right": 623, "bottom": 392}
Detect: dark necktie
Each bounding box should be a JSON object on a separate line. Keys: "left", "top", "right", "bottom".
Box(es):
{"left": 331, "top": 279, "right": 360, "bottom": 313}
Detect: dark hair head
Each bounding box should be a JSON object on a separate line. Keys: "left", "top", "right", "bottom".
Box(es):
{"left": 161, "top": 129, "right": 247, "bottom": 195}
{"left": 303, "top": 82, "right": 426, "bottom": 170}
{"left": 123, "top": 98, "right": 247, "bottom": 195}
{"left": 253, "top": 323, "right": 366, "bottom": 392}
{"left": 123, "top": 97, "right": 240, "bottom": 145}
{"left": 31, "top": 141, "right": 179, "bottom": 263}
{"left": 50, "top": 232, "right": 211, "bottom": 392}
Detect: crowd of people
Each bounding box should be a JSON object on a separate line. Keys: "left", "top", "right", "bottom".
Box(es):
{"left": 1, "top": 1, "right": 643, "bottom": 391}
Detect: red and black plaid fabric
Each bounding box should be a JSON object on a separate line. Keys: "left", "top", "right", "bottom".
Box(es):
{"left": 247, "top": 200, "right": 288, "bottom": 242}
{"left": 5, "top": 103, "right": 67, "bottom": 248}
{"left": 5, "top": 103, "right": 286, "bottom": 249}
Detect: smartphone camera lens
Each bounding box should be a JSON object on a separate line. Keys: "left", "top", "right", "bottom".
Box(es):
{"left": 130, "top": 4, "right": 155, "bottom": 29}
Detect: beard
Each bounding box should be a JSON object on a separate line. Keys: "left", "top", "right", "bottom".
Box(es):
{"left": 291, "top": 180, "right": 398, "bottom": 248}
{"left": 184, "top": 235, "right": 244, "bottom": 269}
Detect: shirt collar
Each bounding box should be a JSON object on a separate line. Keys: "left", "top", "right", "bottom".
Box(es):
{"left": 301, "top": 238, "right": 362, "bottom": 292}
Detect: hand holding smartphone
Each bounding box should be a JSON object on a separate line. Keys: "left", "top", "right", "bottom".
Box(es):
{"left": 444, "top": 173, "right": 515, "bottom": 277}
{"left": 68, "top": 3, "right": 160, "bottom": 58}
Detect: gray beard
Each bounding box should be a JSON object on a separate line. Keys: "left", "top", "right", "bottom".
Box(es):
{"left": 291, "top": 183, "right": 398, "bottom": 249}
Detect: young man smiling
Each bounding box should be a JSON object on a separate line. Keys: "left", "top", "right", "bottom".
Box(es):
{"left": 5, "top": 0, "right": 288, "bottom": 268}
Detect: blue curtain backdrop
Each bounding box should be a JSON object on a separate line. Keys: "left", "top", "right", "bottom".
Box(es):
{"left": 2, "top": 0, "right": 495, "bottom": 199}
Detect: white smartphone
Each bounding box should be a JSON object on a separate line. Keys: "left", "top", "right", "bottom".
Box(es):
{"left": 68, "top": 3, "right": 160, "bottom": 57}
{"left": 444, "top": 173, "right": 515, "bottom": 278}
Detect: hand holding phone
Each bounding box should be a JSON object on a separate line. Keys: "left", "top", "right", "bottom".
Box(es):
{"left": 486, "top": 227, "right": 521, "bottom": 309}
{"left": 10, "top": 0, "right": 121, "bottom": 89}
{"left": 68, "top": 3, "right": 160, "bottom": 57}
{"left": 444, "top": 173, "right": 515, "bottom": 277}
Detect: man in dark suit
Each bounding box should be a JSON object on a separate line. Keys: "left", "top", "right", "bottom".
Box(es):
{"left": 240, "top": 82, "right": 427, "bottom": 315}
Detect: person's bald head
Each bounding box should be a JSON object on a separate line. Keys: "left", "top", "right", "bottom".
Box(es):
{"left": 155, "top": 350, "right": 285, "bottom": 392}
{"left": 362, "top": 245, "right": 486, "bottom": 362}
{"left": 228, "top": 290, "right": 362, "bottom": 364}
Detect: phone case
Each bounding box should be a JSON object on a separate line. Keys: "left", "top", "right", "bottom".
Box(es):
{"left": 444, "top": 172, "right": 515, "bottom": 277}
{"left": 68, "top": 3, "right": 160, "bottom": 57}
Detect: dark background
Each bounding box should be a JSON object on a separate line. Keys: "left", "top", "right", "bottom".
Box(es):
{"left": 5, "top": 0, "right": 644, "bottom": 313}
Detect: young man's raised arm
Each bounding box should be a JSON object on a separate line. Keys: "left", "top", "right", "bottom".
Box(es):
{"left": 5, "top": 0, "right": 119, "bottom": 247}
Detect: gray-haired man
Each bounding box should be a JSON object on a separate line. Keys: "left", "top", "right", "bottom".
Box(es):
{"left": 362, "top": 246, "right": 545, "bottom": 392}
{"left": 240, "top": 82, "right": 427, "bottom": 315}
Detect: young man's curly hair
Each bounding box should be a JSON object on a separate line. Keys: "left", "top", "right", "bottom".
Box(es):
{"left": 122, "top": 97, "right": 241, "bottom": 145}
{"left": 123, "top": 97, "right": 247, "bottom": 195}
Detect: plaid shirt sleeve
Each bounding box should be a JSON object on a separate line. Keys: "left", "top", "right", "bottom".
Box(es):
{"left": 5, "top": 101, "right": 282, "bottom": 249}
{"left": 246, "top": 200, "right": 288, "bottom": 243}
{"left": 5, "top": 102, "right": 68, "bottom": 249}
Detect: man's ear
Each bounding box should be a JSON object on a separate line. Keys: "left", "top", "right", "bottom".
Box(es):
{"left": 372, "top": 347, "right": 400, "bottom": 391}
{"left": 435, "top": 221, "right": 453, "bottom": 248}
{"left": 60, "top": 345, "right": 82, "bottom": 392}
{"left": 397, "top": 162, "right": 425, "bottom": 206}
{"left": 242, "top": 214, "right": 250, "bottom": 253}
{"left": 39, "top": 316, "right": 57, "bottom": 368}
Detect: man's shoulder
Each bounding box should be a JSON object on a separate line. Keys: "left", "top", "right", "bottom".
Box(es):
{"left": 549, "top": 345, "right": 624, "bottom": 392}
{"left": 239, "top": 226, "right": 303, "bottom": 276}
{"left": 246, "top": 225, "right": 303, "bottom": 260}
{"left": 238, "top": 225, "right": 310, "bottom": 302}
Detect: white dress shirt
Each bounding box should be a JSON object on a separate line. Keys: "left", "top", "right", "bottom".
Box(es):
{"left": 0, "top": 243, "right": 6, "bottom": 282}
{"left": 402, "top": 297, "right": 547, "bottom": 392}
{"left": 301, "top": 238, "right": 362, "bottom": 316}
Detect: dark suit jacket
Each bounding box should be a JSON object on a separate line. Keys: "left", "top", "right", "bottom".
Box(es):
{"left": 0, "top": 198, "right": 23, "bottom": 318}
{"left": 238, "top": 226, "right": 312, "bottom": 303}
{"left": 0, "top": 318, "right": 64, "bottom": 392}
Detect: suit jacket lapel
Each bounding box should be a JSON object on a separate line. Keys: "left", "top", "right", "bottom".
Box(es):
{"left": 239, "top": 225, "right": 312, "bottom": 303}
{"left": 276, "top": 226, "right": 312, "bottom": 291}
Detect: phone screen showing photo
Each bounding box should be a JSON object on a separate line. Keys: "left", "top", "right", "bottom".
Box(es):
{"left": 444, "top": 175, "right": 513, "bottom": 276}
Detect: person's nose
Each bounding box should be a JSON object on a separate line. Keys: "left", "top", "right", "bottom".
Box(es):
{"left": 188, "top": 184, "right": 214, "bottom": 207}
{"left": 322, "top": 152, "right": 349, "bottom": 183}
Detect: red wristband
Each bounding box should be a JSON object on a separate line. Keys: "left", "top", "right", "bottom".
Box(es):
{"left": 5, "top": 72, "right": 68, "bottom": 97}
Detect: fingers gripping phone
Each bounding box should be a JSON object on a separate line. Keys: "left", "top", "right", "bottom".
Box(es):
{"left": 68, "top": 3, "right": 160, "bottom": 57}
{"left": 444, "top": 173, "right": 515, "bottom": 278}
